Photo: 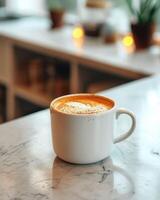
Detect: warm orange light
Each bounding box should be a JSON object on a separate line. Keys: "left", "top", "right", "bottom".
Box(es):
{"left": 72, "top": 26, "right": 84, "bottom": 39}
{"left": 122, "top": 35, "right": 134, "bottom": 47}
{"left": 73, "top": 37, "right": 84, "bottom": 49}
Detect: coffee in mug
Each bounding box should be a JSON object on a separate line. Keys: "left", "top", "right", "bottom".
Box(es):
{"left": 53, "top": 95, "right": 113, "bottom": 115}
{"left": 50, "top": 94, "right": 136, "bottom": 164}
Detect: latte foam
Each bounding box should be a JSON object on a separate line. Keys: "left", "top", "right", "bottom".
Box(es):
{"left": 53, "top": 95, "right": 113, "bottom": 115}
{"left": 59, "top": 101, "right": 108, "bottom": 114}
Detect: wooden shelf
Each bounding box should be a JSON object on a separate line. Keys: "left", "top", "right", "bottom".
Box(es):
{"left": 0, "top": 76, "right": 8, "bottom": 86}
{"left": 0, "top": 19, "right": 146, "bottom": 120}
{"left": 14, "top": 84, "right": 54, "bottom": 107}
{"left": 0, "top": 85, "right": 6, "bottom": 123}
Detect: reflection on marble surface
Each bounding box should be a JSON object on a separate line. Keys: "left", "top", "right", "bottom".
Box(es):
{"left": 1, "top": 76, "right": 160, "bottom": 199}
{"left": 52, "top": 157, "right": 134, "bottom": 200}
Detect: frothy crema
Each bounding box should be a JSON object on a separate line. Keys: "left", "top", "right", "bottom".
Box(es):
{"left": 53, "top": 95, "right": 114, "bottom": 115}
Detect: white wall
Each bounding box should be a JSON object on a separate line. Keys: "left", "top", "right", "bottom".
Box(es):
{"left": 6, "top": 0, "right": 47, "bottom": 15}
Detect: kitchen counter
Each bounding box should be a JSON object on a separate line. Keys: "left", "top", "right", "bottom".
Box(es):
{"left": 0, "top": 75, "right": 160, "bottom": 199}
{"left": 0, "top": 17, "right": 160, "bottom": 78}
{"left": 1, "top": 17, "right": 160, "bottom": 120}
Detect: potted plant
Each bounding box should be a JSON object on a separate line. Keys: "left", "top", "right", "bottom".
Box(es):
{"left": 126, "top": 0, "right": 160, "bottom": 50}
{"left": 47, "top": 0, "right": 77, "bottom": 28}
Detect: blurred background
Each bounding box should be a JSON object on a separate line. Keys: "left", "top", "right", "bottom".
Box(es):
{"left": 0, "top": 0, "right": 160, "bottom": 123}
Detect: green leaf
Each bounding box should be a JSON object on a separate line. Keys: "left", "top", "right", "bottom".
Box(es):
{"left": 140, "top": 0, "right": 152, "bottom": 15}
{"left": 47, "top": 0, "right": 77, "bottom": 11}
{"left": 126, "top": 0, "right": 160, "bottom": 24}
{"left": 148, "top": 2, "right": 160, "bottom": 22}
{"left": 125, "top": 0, "right": 135, "bottom": 15}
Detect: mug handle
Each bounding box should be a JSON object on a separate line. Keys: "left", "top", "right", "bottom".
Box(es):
{"left": 114, "top": 108, "right": 136, "bottom": 144}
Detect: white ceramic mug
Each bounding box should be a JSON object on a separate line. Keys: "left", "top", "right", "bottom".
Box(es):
{"left": 50, "top": 94, "right": 136, "bottom": 164}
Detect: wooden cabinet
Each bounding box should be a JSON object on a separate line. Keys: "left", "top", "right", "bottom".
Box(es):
{"left": 0, "top": 41, "right": 135, "bottom": 121}
{"left": 0, "top": 38, "right": 10, "bottom": 86}
{"left": 0, "top": 26, "right": 145, "bottom": 122}
{"left": 13, "top": 47, "right": 70, "bottom": 107}
{"left": 0, "top": 85, "right": 6, "bottom": 122}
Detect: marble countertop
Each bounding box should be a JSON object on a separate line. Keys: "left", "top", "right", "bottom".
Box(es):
{"left": 1, "top": 75, "right": 160, "bottom": 199}
{"left": 0, "top": 18, "right": 160, "bottom": 77}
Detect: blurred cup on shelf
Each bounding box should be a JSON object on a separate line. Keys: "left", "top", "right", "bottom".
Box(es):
{"left": 28, "top": 59, "right": 45, "bottom": 91}
{"left": 45, "top": 61, "right": 56, "bottom": 96}
{"left": 54, "top": 77, "right": 69, "bottom": 97}
{"left": 78, "top": 0, "right": 110, "bottom": 37}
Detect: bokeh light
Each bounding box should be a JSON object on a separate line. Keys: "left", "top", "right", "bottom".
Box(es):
{"left": 122, "top": 35, "right": 134, "bottom": 47}
{"left": 72, "top": 26, "right": 84, "bottom": 39}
